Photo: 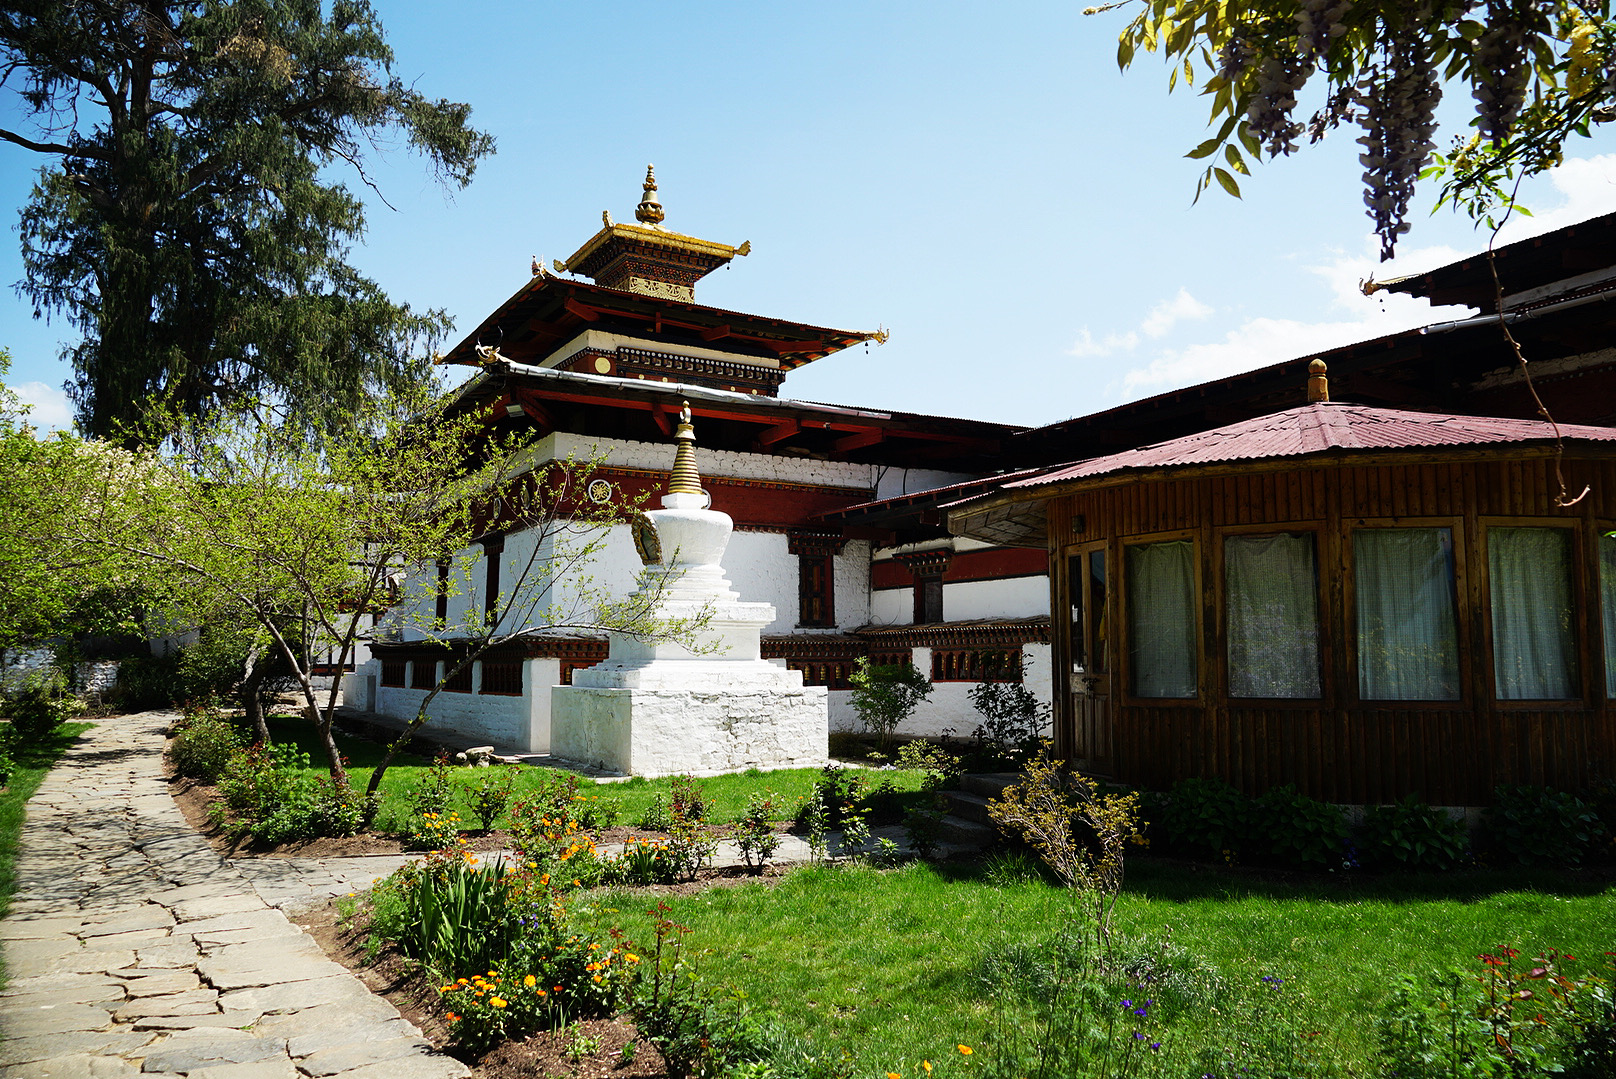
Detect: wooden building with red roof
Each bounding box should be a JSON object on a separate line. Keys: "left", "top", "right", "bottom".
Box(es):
{"left": 950, "top": 363, "right": 1616, "bottom": 805}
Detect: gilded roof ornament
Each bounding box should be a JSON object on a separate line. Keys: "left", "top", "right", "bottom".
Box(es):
{"left": 635, "top": 164, "right": 665, "bottom": 226}
{"left": 667, "top": 401, "right": 704, "bottom": 495}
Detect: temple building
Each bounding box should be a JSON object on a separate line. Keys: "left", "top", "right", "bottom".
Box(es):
{"left": 346, "top": 171, "right": 1616, "bottom": 798}
{"left": 345, "top": 169, "right": 1053, "bottom": 757}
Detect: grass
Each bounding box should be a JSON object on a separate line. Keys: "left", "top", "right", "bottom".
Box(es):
{"left": 260, "top": 714, "right": 935, "bottom": 832}
{"left": 0, "top": 720, "right": 94, "bottom": 986}
{"left": 583, "top": 856, "right": 1616, "bottom": 1076}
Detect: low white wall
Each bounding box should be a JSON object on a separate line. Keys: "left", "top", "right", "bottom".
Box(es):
{"left": 367, "top": 657, "right": 559, "bottom": 754}
{"left": 835, "top": 642, "right": 1054, "bottom": 743}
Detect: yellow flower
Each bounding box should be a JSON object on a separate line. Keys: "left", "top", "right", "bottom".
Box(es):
{"left": 889, "top": 1073, "right": 902, "bottom": 1078}
{"left": 922, "top": 1063, "right": 932, "bottom": 1074}
{"left": 490, "top": 997, "right": 507, "bottom": 1008}
{"left": 958, "top": 1045, "right": 973, "bottom": 1056}
{"left": 524, "top": 974, "right": 536, "bottom": 988}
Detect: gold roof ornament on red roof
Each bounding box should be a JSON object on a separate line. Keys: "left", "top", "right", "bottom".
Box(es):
{"left": 554, "top": 165, "right": 750, "bottom": 303}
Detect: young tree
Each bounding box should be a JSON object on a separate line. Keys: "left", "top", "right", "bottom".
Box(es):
{"left": 1104, "top": 0, "right": 1614, "bottom": 257}
{"left": 1, "top": 0, "right": 495, "bottom": 441}
{"left": 848, "top": 657, "right": 933, "bottom": 751}
{"left": 68, "top": 388, "right": 697, "bottom": 795}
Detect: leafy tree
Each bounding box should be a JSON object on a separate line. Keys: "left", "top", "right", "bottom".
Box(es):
{"left": 1105, "top": 0, "right": 1614, "bottom": 257}
{"left": 60, "top": 389, "right": 698, "bottom": 794}
{"left": 0, "top": 0, "right": 495, "bottom": 441}
{"left": 0, "top": 348, "right": 145, "bottom": 654}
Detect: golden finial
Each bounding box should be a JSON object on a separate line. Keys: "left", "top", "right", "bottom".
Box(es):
{"left": 602, "top": 210, "right": 614, "bottom": 228}
{"left": 636, "top": 164, "right": 665, "bottom": 226}
{"left": 1307, "top": 358, "right": 1329, "bottom": 403}
{"left": 667, "top": 401, "right": 704, "bottom": 495}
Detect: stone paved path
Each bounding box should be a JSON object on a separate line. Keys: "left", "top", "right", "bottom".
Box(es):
{"left": 0, "top": 712, "right": 469, "bottom": 1079}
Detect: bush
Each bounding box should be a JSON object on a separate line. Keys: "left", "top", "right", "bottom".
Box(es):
{"left": 1357, "top": 797, "right": 1470, "bottom": 871}
{"left": 1249, "top": 785, "right": 1348, "bottom": 870}
{"left": 732, "top": 791, "right": 783, "bottom": 873}
{"left": 5, "top": 668, "right": 83, "bottom": 738}
{"left": 112, "top": 651, "right": 181, "bottom": 710}
{"left": 0, "top": 726, "right": 15, "bottom": 788}
{"left": 1153, "top": 777, "right": 1251, "bottom": 861}
{"left": 848, "top": 658, "right": 932, "bottom": 751}
{"left": 1482, "top": 784, "right": 1607, "bottom": 866}
{"left": 167, "top": 707, "right": 247, "bottom": 782}
{"left": 967, "top": 679, "right": 1048, "bottom": 768}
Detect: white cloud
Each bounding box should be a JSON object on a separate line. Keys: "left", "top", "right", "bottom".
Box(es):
{"left": 1108, "top": 153, "right": 1616, "bottom": 404}
{"left": 7, "top": 381, "right": 74, "bottom": 432}
{"left": 1140, "top": 287, "right": 1214, "bottom": 338}
{"left": 1069, "top": 287, "right": 1212, "bottom": 357}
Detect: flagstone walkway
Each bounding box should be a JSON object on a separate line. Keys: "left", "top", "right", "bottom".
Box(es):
{"left": 0, "top": 712, "right": 468, "bottom": 1079}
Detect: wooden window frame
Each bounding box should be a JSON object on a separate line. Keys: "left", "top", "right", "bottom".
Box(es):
{"left": 409, "top": 658, "right": 438, "bottom": 690}
{"left": 1343, "top": 515, "right": 1471, "bottom": 709}
{"left": 478, "top": 659, "right": 524, "bottom": 696}
{"left": 1117, "top": 529, "right": 1202, "bottom": 705}
{"left": 442, "top": 659, "right": 473, "bottom": 693}
{"left": 379, "top": 658, "right": 407, "bottom": 688}
{"left": 1214, "top": 522, "right": 1329, "bottom": 708}
{"left": 1479, "top": 516, "right": 1589, "bottom": 709}
{"left": 482, "top": 536, "right": 505, "bottom": 628}
{"left": 1595, "top": 519, "right": 1616, "bottom": 700}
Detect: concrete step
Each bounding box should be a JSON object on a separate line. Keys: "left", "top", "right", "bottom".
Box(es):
{"left": 939, "top": 789, "right": 995, "bottom": 825}
{"left": 934, "top": 814, "right": 999, "bottom": 848}
{"left": 959, "top": 772, "right": 1023, "bottom": 799}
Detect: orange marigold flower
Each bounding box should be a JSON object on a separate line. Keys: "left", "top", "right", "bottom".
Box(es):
{"left": 491, "top": 997, "right": 507, "bottom": 1008}
{"left": 524, "top": 975, "right": 537, "bottom": 988}
{"left": 922, "top": 1063, "right": 932, "bottom": 1074}
{"left": 888, "top": 1073, "right": 902, "bottom": 1078}
{"left": 445, "top": 1012, "right": 460, "bottom": 1022}
{"left": 958, "top": 1045, "right": 973, "bottom": 1056}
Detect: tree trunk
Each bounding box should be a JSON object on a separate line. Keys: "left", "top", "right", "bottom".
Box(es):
{"left": 240, "top": 642, "right": 270, "bottom": 744}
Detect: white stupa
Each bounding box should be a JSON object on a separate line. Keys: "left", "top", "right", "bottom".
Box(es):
{"left": 549, "top": 404, "right": 829, "bottom": 776}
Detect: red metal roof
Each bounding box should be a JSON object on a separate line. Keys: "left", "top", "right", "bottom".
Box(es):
{"left": 1004, "top": 403, "right": 1616, "bottom": 490}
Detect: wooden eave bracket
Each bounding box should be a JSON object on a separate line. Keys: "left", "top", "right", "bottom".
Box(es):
{"left": 832, "top": 429, "right": 885, "bottom": 453}
{"left": 754, "top": 419, "right": 800, "bottom": 447}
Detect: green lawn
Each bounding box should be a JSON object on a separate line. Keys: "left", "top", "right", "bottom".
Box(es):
{"left": 266, "top": 715, "right": 934, "bottom": 832}
{"left": 584, "top": 857, "right": 1616, "bottom": 1077}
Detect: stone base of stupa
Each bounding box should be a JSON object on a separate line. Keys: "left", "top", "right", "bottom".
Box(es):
{"left": 550, "top": 600, "right": 829, "bottom": 777}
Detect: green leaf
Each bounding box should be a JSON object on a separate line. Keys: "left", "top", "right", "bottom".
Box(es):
{"left": 1226, "top": 143, "right": 1250, "bottom": 174}
{"left": 1187, "top": 136, "right": 1223, "bottom": 158}
{"left": 1213, "top": 166, "right": 1242, "bottom": 196}
{"left": 1118, "top": 35, "right": 1137, "bottom": 68}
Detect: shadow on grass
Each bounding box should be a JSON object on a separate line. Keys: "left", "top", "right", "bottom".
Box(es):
{"left": 923, "top": 849, "right": 1616, "bottom": 904}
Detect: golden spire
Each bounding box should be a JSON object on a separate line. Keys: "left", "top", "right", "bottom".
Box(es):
{"left": 667, "top": 402, "right": 704, "bottom": 495}
{"left": 635, "top": 164, "right": 665, "bottom": 226}
{"left": 1307, "top": 358, "right": 1330, "bottom": 403}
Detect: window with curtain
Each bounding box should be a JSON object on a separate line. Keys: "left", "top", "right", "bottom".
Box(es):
{"left": 1490, "top": 526, "right": 1577, "bottom": 700}
{"left": 1127, "top": 539, "right": 1197, "bottom": 698}
{"left": 1226, "top": 532, "right": 1321, "bottom": 698}
{"left": 1601, "top": 532, "right": 1616, "bottom": 698}
{"left": 1354, "top": 528, "right": 1461, "bottom": 700}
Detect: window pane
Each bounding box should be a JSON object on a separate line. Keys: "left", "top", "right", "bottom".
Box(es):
{"left": 1226, "top": 533, "right": 1321, "bottom": 699}
{"left": 1355, "top": 528, "right": 1460, "bottom": 700}
{"left": 1602, "top": 532, "right": 1616, "bottom": 699}
{"left": 1089, "top": 549, "right": 1108, "bottom": 675}
{"left": 1490, "top": 527, "right": 1577, "bottom": 700}
{"left": 1127, "top": 540, "right": 1196, "bottom": 698}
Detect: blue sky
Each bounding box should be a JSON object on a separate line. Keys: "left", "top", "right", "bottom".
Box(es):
{"left": 5, "top": 1, "right": 1616, "bottom": 432}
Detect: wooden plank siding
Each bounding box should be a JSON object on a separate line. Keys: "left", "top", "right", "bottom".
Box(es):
{"left": 1050, "top": 451, "right": 1616, "bottom": 805}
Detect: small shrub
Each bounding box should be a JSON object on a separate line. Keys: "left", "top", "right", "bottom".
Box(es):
{"left": 826, "top": 729, "right": 867, "bottom": 759}
{"left": 1154, "top": 777, "right": 1252, "bottom": 862}
{"left": 732, "top": 791, "right": 783, "bottom": 873}
{"left": 111, "top": 651, "right": 181, "bottom": 710}
{"left": 253, "top": 776, "right": 369, "bottom": 844}
{"left": 1358, "top": 797, "right": 1470, "bottom": 871}
{"left": 6, "top": 669, "right": 83, "bottom": 738}
{"left": 987, "top": 745, "right": 1141, "bottom": 944}
{"left": 893, "top": 739, "right": 962, "bottom": 793}
{"left": 1249, "top": 785, "right": 1348, "bottom": 870}
{"left": 797, "top": 764, "right": 868, "bottom": 830}
{"left": 217, "top": 741, "right": 306, "bottom": 821}
{"left": 638, "top": 793, "right": 671, "bottom": 831}
{"left": 1483, "top": 784, "right": 1607, "bottom": 866}
{"left": 468, "top": 765, "right": 517, "bottom": 832}
{"left": 603, "top": 836, "right": 676, "bottom": 885}
{"left": 0, "top": 726, "right": 15, "bottom": 788}
{"left": 669, "top": 773, "right": 707, "bottom": 822}
{"left": 409, "top": 751, "right": 457, "bottom": 818}
{"left": 903, "top": 805, "right": 946, "bottom": 861}
{"left": 967, "top": 679, "right": 1048, "bottom": 768}
{"left": 167, "top": 706, "right": 246, "bottom": 782}
{"left": 406, "top": 810, "right": 466, "bottom": 851}
{"left": 848, "top": 658, "right": 932, "bottom": 751}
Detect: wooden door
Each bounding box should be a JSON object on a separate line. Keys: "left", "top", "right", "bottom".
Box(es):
{"left": 1067, "top": 543, "right": 1113, "bottom": 774}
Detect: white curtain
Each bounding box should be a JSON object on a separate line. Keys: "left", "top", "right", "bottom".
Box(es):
{"left": 1602, "top": 532, "right": 1616, "bottom": 698}
{"left": 1490, "top": 527, "right": 1576, "bottom": 700}
{"left": 1128, "top": 540, "right": 1197, "bottom": 698}
{"left": 1354, "top": 528, "right": 1460, "bottom": 700}
{"left": 1226, "top": 533, "right": 1321, "bottom": 698}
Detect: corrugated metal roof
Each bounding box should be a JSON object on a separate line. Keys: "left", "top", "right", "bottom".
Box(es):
{"left": 1005, "top": 404, "right": 1616, "bottom": 490}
